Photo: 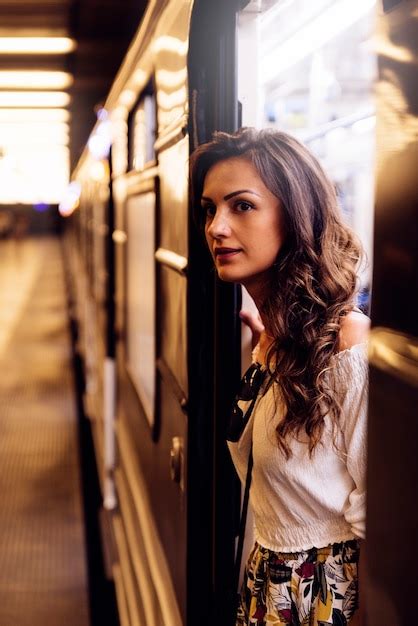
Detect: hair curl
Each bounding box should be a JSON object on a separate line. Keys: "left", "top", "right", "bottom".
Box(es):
{"left": 190, "top": 127, "right": 363, "bottom": 457}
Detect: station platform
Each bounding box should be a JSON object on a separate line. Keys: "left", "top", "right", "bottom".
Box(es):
{"left": 0, "top": 236, "right": 90, "bottom": 626}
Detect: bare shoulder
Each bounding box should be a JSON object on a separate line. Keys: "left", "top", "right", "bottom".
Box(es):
{"left": 338, "top": 310, "right": 370, "bottom": 352}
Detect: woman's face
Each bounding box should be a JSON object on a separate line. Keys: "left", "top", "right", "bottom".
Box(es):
{"left": 202, "top": 156, "right": 285, "bottom": 295}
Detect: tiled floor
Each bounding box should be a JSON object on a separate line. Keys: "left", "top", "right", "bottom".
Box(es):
{"left": 0, "top": 236, "right": 90, "bottom": 626}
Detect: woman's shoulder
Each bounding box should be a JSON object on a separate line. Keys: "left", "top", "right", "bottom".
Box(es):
{"left": 337, "top": 310, "right": 370, "bottom": 353}
{"left": 328, "top": 310, "right": 370, "bottom": 379}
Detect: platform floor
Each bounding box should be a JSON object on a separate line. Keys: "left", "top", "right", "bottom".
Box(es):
{"left": 0, "top": 236, "right": 90, "bottom": 626}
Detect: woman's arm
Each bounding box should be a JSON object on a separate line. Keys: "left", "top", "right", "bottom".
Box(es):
{"left": 339, "top": 312, "right": 370, "bottom": 625}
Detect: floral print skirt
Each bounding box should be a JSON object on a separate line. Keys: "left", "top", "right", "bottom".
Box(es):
{"left": 237, "top": 539, "right": 359, "bottom": 625}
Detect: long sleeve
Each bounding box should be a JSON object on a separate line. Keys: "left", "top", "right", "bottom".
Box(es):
{"left": 339, "top": 345, "right": 368, "bottom": 539}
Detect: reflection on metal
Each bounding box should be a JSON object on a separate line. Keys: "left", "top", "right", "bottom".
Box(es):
{"left": 369, "top": 327, "right": 418, "bottom": 387}
{"left": 112, "top": 514, "right": 146, "bottom": 626}
{"left": 156, "top": 357, "right": 187, "bottom": 412}
{"left": 155, "top": 247, "right": 188, "bottom": 275}
{"left": 170, "top": 436, "right": 184, "bottom": 491}
{"left": 375, "top": 33, "right": 414, "bottom": 63}
{"left": 117, "top": 420, "right": 183, "bottom": 626}
{"left": 132, "top": 68, "right": 148, "bottom": 89}
{"left": 156, "top": 67, "right": 188, "bottom": 90}
{"left": 376, "top": 3, "right": 418, "bottom": 164}
{"left": 112, "top": 563, "right": 130, "bottom": 626}
{"left": 153, "top": 35, "right": 188, "bottom": 58}
{"left": 115, "top": 469, "right": 159, "bottom": 626}
{"left": 119, "top": 88, "right": 137, "bottom": 108}
{"left": 126, "top": 165, "right": 158, "bottom": 196}
{"left": 157, "top": 85, "right": 188, "bottom": 111}
{"left": 112, "top": 229, "right": 127, "bottom": 244}
{"left": 103, "top": 357, "right": 117, "bottom": 510}
{"left": 154, "top": 115, "right": 188, "bottom": 152}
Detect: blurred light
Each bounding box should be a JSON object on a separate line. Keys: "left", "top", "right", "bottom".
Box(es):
{"left": 0, "top": 37, "right": 76, "bottom": 54}
{"left": 59, "top": 181, "right": 81, "bottom": 217}
{"left": 374, "top": 34, "right": 414, "bottom": 63}
{"left": 119, "top": 89, "right": 136, "bottom": 108}
{"left": 352, "top": 115, "right": 376, "bottom": 134}
{"left": 153, "top": 35, "right": 188, "bottom": 57}
{"left": 0, "top": 108, "right": 70, "bottom": 122}
{"left": 132, "top": 68, "right": 147, "bottom": 89}
{"left": 0, "top": 71, "right": 73, "bottom": 89}
{"left": 259, "top": 0, "right": 296, "bottom": 28}
{"left": 90, "top": 160, "right": 108, "bottom": 182}
{"left": 97, "top": 107, "right": 108, "bottom": 121}
{"left": 0, "top": 146, "right": 69, "bottom": 204}
{"left": 261, "top": 0, "right": 377, "bottom": 84}
{"left": 0, "top": 92, "right": 70, "bottom": 107}
{"left": 33, "top": 202, "right": 49, "bottom": 212}
{"left": 0, "top": 122, "right": 69, "bottom": 144}
{"left": 156, "top": 67, "right": 187, "bottom": 90}
{"left": 157, "top": 85, "right": 187, "bottom": 111}
{"left": 88, "top": 119, "right": 112, "bottom": 159}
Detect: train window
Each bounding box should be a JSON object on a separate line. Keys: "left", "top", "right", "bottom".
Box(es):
{"left": 129, "top": 84, "right": 156, "bottom": 171}
{"left": 126, "top": 191, "right": 156, "bottom": 426}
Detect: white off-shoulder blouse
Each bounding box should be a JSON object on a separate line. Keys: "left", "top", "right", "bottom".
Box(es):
{"left": 227, "top": 342, "right": 368, "bottom": 553}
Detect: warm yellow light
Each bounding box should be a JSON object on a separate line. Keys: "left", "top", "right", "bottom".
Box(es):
{"left": 0, "top": 92, "right": 70, "bottom": 107}
{"left": 0, "top": 37, "right": 76, "bottom": 54}
{"left": 90, "top": 160, "right": 108, "bottom": 182}
{"left": 0, "top": 146, "right": 70, "bottom": 204}
{"left": 119, "top": 89, "right": 136, "bottom": 107}
{"left": 0, "top": 121, "right": 70, "bottom": 144}
{"left": 0, "top": 71, "right": 73, "bottom": 89}
{"left": 0, "top": 108, "right": 70, "bottom": 122}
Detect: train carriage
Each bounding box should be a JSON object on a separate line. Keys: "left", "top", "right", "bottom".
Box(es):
{"left": 63, "top": 0, "right": 418, "bottom": 624}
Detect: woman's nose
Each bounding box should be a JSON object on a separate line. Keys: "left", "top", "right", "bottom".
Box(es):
{"left": 207, "top": 210, "right": 232, "bottom": 239}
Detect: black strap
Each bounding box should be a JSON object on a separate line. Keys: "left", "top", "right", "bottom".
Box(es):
{"left": 233, "top": 444, "right": 253, "bottom": 596}
{"left": 232, "top": 371, "right": 273, "bottom": 608}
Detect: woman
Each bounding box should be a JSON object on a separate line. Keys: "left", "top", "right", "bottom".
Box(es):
{"left": 190, "top": 127, "right": 369, "bottom": 625}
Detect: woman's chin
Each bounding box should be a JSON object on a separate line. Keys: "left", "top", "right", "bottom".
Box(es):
{"left": 215, "top": 268, "right": 241, "bottom": 282}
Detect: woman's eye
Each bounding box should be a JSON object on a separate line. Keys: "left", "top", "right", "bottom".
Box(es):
{"left": 236, "top": 201, "right": 253, "bottom": 212}
{"left": 202, "top": 204, "right": 216, "bottom": 218}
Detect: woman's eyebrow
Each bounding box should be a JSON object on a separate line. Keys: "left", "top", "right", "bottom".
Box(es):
{"left": 201, "top": 189, "right": 261, "bottom": 203}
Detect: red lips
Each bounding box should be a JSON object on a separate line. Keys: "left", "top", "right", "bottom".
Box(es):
{"left": 214, "top": 247, "right": 241, "bottom": 256}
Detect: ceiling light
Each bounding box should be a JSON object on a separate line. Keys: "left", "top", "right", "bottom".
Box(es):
{"left": 0, "top": 92, "right": 70, "bottom": 107}
{"left": 0, "top": 122, "right": 70, "bottom": 144}
{"left": 0, "top": 108, "right": 70, "bottom": 122}
{"left": 0, "top": 71, "right": 73, "bottom": 89}
{"left": 0, "top": 147, "right": 70, "bottom": 204}
{"left": 0, "top": 37, "right": 76, "bottom": 54}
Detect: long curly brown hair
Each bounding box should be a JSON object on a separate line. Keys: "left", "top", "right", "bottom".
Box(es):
{"left": 190, "top": 127, "right": 363, "bottom": 457}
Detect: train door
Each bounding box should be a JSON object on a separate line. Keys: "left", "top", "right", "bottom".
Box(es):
{"left": 188, "top": 1, "right": 247, "bottom": 623}
{"left": 367, "top": 1, "right": 418, "bottom": 623}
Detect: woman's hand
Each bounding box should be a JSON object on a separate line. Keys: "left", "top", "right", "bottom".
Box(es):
{"left": 239, "top": 309, "right": 265, "bottom": 349}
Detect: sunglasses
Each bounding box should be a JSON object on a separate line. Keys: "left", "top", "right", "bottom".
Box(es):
{"left": 227, "top": 362, "right": 267, "bottom": 442}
